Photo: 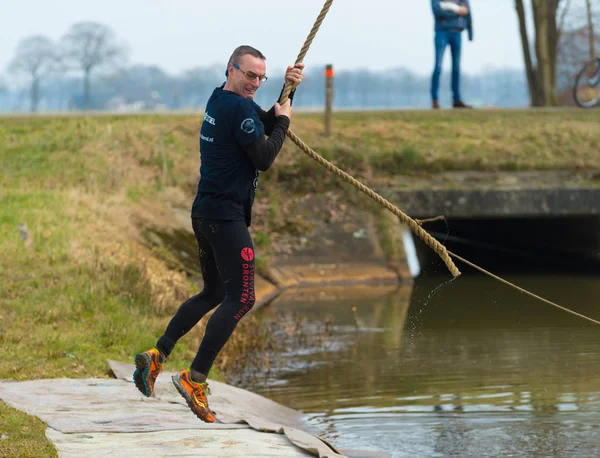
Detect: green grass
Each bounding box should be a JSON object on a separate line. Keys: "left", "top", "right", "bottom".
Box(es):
{"left": 0, "top": 187, "right": 209, "bottom": 455}
{"left": 284, "top": 108, "right": 600, "bottom": 174}
{"left": 0, "top": 402, "right": 57, "bottom": 458}
{"left": 0, "top": 115, "right": 214, "bottom": 456}
{"left": 1, "top": 108, "right": 599, "bottom": 454}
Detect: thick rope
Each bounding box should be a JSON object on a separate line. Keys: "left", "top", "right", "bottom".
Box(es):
{"left": 286, "top": 133, "right": 600, "bottom": 327}
{"left": 277, "top": 0, "right": 459, "bottom": 276}
{"left": 279, "top": 0, "right": 335, "bottom": 103}
{"left": 272, "top": 0, "right": 600, "bottom": 326}
{"left": 286, "top": 130, "right": 460, "bottom": 277}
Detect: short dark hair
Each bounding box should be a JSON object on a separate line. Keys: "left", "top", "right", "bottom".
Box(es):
{"left": 227, "top": 45, "right": 266, "bottom": 66}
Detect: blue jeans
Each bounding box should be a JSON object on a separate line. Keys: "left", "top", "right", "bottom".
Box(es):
{"left": 431, "top": 30, "right": 462, "bottom": 103}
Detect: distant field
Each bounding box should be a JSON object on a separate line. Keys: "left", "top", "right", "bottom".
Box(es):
{"left": 1, "top": 108, "right": 599, "bottom": 455}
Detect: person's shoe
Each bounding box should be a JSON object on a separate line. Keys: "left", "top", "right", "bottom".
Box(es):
{"left": 453, "top": 100, "right": 472, "bottom": 109}
{"left": 172, "top": 369, "right": 215, "bottom": 423}
{"left": 133, "top": 348, "right": 163, "bottom": 397}
{"left": 432, "top": 100, "right": 440, "bottom": 109}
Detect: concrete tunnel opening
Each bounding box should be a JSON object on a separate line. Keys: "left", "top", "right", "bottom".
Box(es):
{"left": 411, "top": 215, "right": 600, "bottom": 275}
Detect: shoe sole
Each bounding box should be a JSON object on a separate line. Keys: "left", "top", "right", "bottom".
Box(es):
{"left": 133, "top": 352, "right": 152, "bottom": 397}
{"left": 172, "top": 374, "right": 214, "bottom": 423}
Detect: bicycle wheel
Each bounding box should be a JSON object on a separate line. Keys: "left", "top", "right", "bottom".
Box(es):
{"left": 573, "top": 58, "right": 600, "bottom": 108}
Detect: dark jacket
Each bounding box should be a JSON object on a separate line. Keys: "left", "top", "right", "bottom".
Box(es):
{"left": 192, "top": 86, "right": 289, "bottom": 227}
{"left": 431, "top": 0, "right": 473, "bottom": 41}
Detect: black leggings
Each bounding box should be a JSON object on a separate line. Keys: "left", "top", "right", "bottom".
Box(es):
{"left": 156, "top": 218, "right": 256, "bottom": 375}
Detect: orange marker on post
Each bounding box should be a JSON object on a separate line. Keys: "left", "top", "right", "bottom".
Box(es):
{"left": 325, "top": 64, "right": 333, "bottom": 136}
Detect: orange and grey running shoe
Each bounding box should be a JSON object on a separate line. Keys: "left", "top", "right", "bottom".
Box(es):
{"left": 133, "top": 348, "right": 163, "bottom": 397}
{"left": 172, "top": 369, "right": 215, "bottom": 423}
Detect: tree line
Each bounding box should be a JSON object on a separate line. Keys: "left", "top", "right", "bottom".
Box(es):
{"left": 6, "top": 22, "right": 125, "bottom": 112}
{"left": 0, "top": 62, "right": 531, "bottom": 112}
{"left": 2, "top": 2, "right": 597, "bottom": 112}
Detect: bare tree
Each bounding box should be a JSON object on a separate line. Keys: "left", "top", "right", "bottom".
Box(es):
{"left": 515, "top": 0, "right": 563, "bottom": 106}
{"left": 585, "top": 0, "right": 596, "bottom": 58}
{"left": 555, "top": 0, "right": 600, "bottom": 103}
{"left": 8, "top": 36, "right": 57, "bottom": 112}
{"left": 60, "top": 22, "right": 126, "bottom": 110}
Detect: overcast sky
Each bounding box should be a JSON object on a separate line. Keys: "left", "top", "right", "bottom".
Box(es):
{"left": 2, "top": 0, "right": 526, "bottom": 80}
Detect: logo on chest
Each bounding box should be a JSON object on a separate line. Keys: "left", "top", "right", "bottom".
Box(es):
{"left": 204, "top": 112, "right": 216, "bottom": 126}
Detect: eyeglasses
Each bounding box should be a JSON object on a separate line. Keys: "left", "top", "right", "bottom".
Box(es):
{"left": 232, "top": 63, "right": 268, "bottom": 83}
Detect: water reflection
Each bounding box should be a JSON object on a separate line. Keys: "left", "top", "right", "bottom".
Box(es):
{"left": 255, "top": 274, "right": 600, "bottom": 457}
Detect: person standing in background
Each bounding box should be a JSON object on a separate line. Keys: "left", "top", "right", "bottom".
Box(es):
{"left": 430, "top": 0, "right": 474, "bottom": 109}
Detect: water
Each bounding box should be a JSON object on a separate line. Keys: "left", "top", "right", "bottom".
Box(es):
{"left": 253, "top": 274, "right": 600, "bottom": 457}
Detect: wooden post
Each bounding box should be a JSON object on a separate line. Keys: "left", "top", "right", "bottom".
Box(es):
{"left": 586, "top": 0, "right": 596, "bottom": 60}
{"left": 324, "top": 64, "right": 334, "bottom": 136}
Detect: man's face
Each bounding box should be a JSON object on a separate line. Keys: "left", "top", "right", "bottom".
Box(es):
{"left": 228, "top": 54, "right": 266, "bottom": 100}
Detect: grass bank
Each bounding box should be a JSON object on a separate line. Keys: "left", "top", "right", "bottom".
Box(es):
{"left": 1, "top": 115, "right": 204, "bottom": 456}
{"left": 1, "top": 109, "right": 599, "bottom": 455}
{"left": 283, "top": 108, "right": 600, "bottom": 181}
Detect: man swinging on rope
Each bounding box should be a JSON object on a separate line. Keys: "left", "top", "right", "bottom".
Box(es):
{"left": 133, "top": 45, "right": 304, "bottom": 423}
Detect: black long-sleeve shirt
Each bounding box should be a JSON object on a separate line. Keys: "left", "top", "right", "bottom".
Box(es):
{"left": 191, "top": 86, "right": 291, "bottom": 226}
{"left": 243, "top": 108, "right": 290, "bottom": 171}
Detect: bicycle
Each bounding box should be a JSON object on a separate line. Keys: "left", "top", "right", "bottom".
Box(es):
{"left": 573, "top": 57, "right": 600, "bottom": 108}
